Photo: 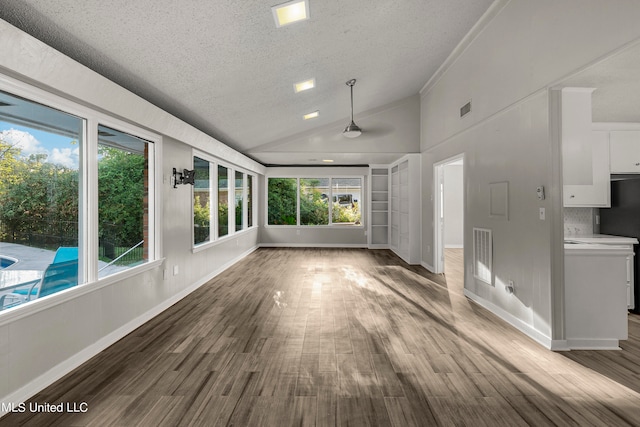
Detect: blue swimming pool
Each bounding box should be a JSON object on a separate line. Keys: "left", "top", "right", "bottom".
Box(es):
{"left": 0, "top": 256, "right": 17, "bottom": 269}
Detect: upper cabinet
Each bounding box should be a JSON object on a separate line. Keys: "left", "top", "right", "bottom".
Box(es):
{"left": 562, "top": 88, "right": 611, "bottom": 207}
{"left": 610, "top": 131, "right": 640, "bottom": 173}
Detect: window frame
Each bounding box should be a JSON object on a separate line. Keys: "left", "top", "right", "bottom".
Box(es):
{"left": 191, "top": 150, "right": 257, "bottom": 252}
{"left": 0, "top": 73, "right": 163, "bottom": 318}
{"left": 265, "top": 175, "right": 365, "bottom": 228}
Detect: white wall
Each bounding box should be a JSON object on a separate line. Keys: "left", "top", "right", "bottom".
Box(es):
{"left": 0, "top": 19, "right": 263, "bottom": 406}
{"left": 260, "top": 167, "right": 369, "bottom": 247}
{"left": 420, "top": 0, "right": 640, "bottom": 347}
{"left": 444, "top": 164, "right": 463, "bottom": 248}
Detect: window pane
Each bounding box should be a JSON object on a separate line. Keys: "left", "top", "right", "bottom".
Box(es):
{"left": 235, "top": 171, "right": 244, "bottom": 232}
{"left": 193, "top": 157, "right": 210, "bottom": 245}
{"left": 247, "top": 175, "right": 253, "bottom": 228}
{"left": 300, "top": 178, "right": 329, "bottom": 226}
{"left": 218, "top": 165, "right": 229, "bottom": 237}
{"left": 98, "top": 125, "right": 149, "bottom": 278}
{"left": 332, "top": 178, "right": 362, "bottom": 225}
{"left": 268, "top": 178, "right": 297, "bottom": 225}
{"left": 0, "top": 90, "right": 82, "bottom": 308}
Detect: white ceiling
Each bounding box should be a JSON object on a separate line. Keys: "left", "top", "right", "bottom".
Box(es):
{"left": 560, "top": 42, "right": 640, "bottom": 123}
{"left": 0, "top": 0, "right": 495, "bottom": 166}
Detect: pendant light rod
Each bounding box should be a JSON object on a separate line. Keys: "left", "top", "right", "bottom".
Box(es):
{"left": 343, "top": 78, "right": 362, "bottom": 138}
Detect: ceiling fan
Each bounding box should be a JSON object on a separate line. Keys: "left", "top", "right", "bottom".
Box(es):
{"left": 343, "top": 78, "right": 362, "bottom": 138}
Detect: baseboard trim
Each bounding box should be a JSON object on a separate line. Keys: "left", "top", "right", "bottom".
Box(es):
{"left": 259, "top": 243, "right": 367, "bottom": 248}
{"left": 0, "top": 245, "right": 259, "bottom": 413}
{"left": 565, "top": 339, "right": 621, "bottom": 350}
{"left": 444, "top": 244, "right": 464, "bottom": 249}
{"left": 463, "top": 289, "right": 553, "bottom": 350}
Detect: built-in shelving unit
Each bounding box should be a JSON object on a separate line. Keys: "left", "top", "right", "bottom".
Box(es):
{"left": 369, "top": 167, "right": 389, "bottom": 247}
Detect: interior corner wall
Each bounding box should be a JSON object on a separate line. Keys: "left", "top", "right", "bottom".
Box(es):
{"left": 420, "top": 0, "right": 640, "bottom": 346}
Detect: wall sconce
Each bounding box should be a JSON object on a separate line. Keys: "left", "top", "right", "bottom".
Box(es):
{"left": 172, "top": 168, "right": 195, "bottom": 188}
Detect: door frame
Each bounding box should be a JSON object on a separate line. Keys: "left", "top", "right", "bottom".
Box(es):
{"left": 433, "top": 153, "right": 465, "bottom": 274}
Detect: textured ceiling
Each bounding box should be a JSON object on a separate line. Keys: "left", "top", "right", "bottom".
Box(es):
{"left": 0, "top": 0, "right": 495, "bottom": 165}
{"left": 560, "top": 42, "right": 640, "bottom": 123}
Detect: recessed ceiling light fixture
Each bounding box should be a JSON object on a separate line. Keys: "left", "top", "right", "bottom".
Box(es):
{"left": 294, "top": 78, "right": 315, "bottom": 93}
{"left": 272, "top": 0, "right": 309, "bottom": 28}
{"left": 303, "top": 111, "right": 319, "bottom": 120}
{"left": 322, "top": 159, "right": 334, "bottom": 163}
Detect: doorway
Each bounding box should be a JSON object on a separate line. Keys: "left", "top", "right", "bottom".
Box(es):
{"left": 434, "top": 155, "right": 464, "bottom": 275}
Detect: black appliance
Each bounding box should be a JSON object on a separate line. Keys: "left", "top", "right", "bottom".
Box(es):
{"left": 600, "top": 176, "right": 640, "bottom": 313}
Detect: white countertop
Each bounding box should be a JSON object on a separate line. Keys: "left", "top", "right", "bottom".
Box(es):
{"left": 564, "top": 234, "right": 639, "bottom": 245}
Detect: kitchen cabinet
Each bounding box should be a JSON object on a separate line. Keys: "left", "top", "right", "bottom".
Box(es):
{"left": 561, "top": 88, "right": 610, "bottom": 207}
{"left": 610, "top": 130, "right": 640, "bottom": 173}
{"left": 564, "top": 242, "right": 631, "bottom": 349}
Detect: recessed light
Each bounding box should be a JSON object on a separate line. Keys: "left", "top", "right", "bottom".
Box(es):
{"left": 322, "top": 159, "right": 334, "bottom": 163}
{"left": 272, "top": 0, "right": 309, "bottom": 28}
{"left": 303, "top": 111, "right": 319, "bottom": 120}
{"left": 294, "top": 78, "right": 315, "bottom": 93}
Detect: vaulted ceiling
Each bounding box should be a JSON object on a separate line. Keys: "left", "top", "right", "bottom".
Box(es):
{"left": 0, "top": 0, "right": 495, "bottom": 165}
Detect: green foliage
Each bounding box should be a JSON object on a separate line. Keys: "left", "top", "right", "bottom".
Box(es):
{"left": 268, "top": 178, "right": 297, "bottom": 225}
{"left": 0, "top": 142, "right": 78, "bottom": 242}
{"left": 300, "top": 179, "right": 328, "bottom": 226}
{"left": 333, "top": 201, "right": 361, "bottom": 224}
{"left": 218, "top": 202, "right": 228, "bottom": 236}
{"left": 98, "top": 146, "right": 145, "bottom": 247}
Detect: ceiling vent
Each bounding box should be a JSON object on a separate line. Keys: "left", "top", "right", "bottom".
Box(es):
{"left": 460, "top": 100, "right": 471, "bottom": 118}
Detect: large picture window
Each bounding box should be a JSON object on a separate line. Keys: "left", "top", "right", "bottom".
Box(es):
{"left": 267, "top": 177, "right": 363, "bottom": 227}
{"left": 0, "top": 86, "right": 159, "bottom": 313}
{"left": 300, "top": 178, "right": 329, "bottom": 226}
{"left": 97, "top": 125, "right": 150, "bottom": 278}
{"left": 247, "top": 175, "right": 254, "bottom": 228}
{"left": 268, "top": 178, "right": 297, "bottom": 225}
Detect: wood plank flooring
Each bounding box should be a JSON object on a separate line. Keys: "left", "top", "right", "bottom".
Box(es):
{"left": 2, "top": 248, "right": 640, "bottom": 426}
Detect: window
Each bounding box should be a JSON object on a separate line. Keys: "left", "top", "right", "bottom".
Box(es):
{"left": 193, "top": 157, "right": 211, "bottom": 245}
{"left": 332, "top": 178, "right": 362, "bottom": 225}
{"left": 268, "top": 178, "right": 297, "bottom": 225}
{"left": 218, "top": 165, "right": 229, "bottom": 237}
{"left": 0, "top": 85, "right": 159, "bottom": 312}
{"left": 192, "top": 154, "right": 255, "bottom": 247}
{"left": 97, "top": 125, "right": 151, "bottom": 278}
{"left": 235, "top": 170, "right": 244, "bottom": 232}
{"left": 0, "top": 91, "right": 82, "bottom": 299}
{"left": 247, "top": 175, "right": 254, "bottom": 228}
{"left": 300, "top": 178, "right": 329, "bottom": 225}
{"left": 267, "top": 176, "right": 363, "bottom": 226}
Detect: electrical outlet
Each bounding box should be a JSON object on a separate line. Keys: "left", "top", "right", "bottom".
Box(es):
{"left": 173, "top": 265, "right": 179, "bottom": 276}
{"left": 506, "top": 280, "right": 515, "bottom": 294}
{"left": 539, "top": 207, "right": 545, "bottom": 220}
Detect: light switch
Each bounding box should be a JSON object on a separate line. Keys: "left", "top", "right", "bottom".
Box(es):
{"left": 539, "top": 207, "right": 545, "bottom": 220}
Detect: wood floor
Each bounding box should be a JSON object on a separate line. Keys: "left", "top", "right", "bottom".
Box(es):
{"left": 3, "top": 248, "right": 640, "bottom": 426}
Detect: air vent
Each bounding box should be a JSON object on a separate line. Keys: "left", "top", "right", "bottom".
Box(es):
{"left": 473, "top": 227, "right": 492, "bottom": 285}
{"left": 460, "top": 101, "right": 471, "bottom": 118}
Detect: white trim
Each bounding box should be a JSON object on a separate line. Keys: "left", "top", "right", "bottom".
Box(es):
{"left": 193, "top": 227, "right": 258, "bottom": 253}
{"left": 444, "top": 244, "right": 464, "bottom": 249}
{"left": 0, "top": 260, "right": 164, "bottom": 326}
{"left": 592, "top": 122, "right": 640, "bottom": 131}
{"left": 368, "top": 244, "right": 390, "bottom": 250}
{"left": 565, "top": 339, "right": 621, "bottom": 351}
{"left": 463, "top": 288, "right": 554, "bottom": 349}
{"left": 420, "top": 261, "right": 435, "bottom": 273}
{"left": 0, "top": 246, "right": 258, "bottom": 411}
{"left": 259, "top": 243, "right": 367, "bottom": 248}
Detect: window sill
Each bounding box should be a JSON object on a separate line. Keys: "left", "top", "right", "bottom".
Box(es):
{"left": 0, "top": 259, "right": 165, "bottom": 326}
{"left": 264, "top": 224, "right": 365, "bottom": 229}
{"left": 192, "top": 226, "right": 257, "bottom": 253}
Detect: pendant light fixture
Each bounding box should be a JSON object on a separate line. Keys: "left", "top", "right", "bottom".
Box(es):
{"left": 343, "top": 79, "right": 362, "bottom": 138}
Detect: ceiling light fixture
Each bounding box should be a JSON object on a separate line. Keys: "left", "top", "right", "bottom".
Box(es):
{"left": 343, "top": 79, "right": 362, "bottom": 138}
{"left": 303, "top": 111, "right": 319, "bottom": 120}
{"left": 272, "top": 0, "right": 309, "bottom": 28}
{"left": 294, "top": 78, "right": 315, "bottom": 93}
{"left": 322, "top": 159, "right": 334, "bottom": 163}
